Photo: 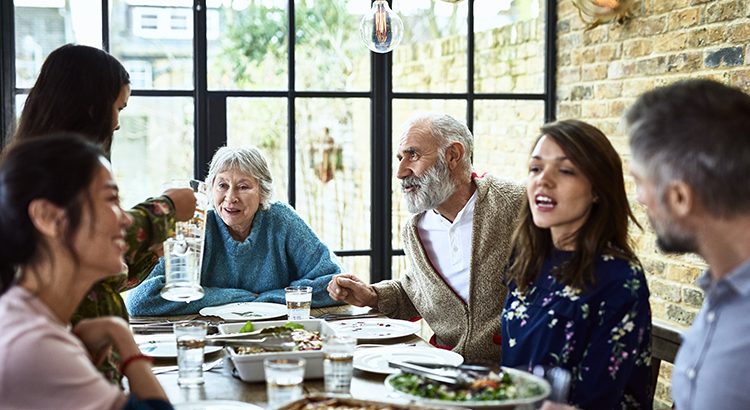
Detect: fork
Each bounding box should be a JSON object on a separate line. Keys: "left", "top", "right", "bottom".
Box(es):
{"left": 152, "top": 358, "right": 224, "bottom": 375}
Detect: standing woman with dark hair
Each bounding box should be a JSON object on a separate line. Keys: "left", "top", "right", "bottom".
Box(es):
{"left": 0, "top": 135, "right": 171, "bottom": 410}
{"left": 501, "top": 120, "right": 652, "bottom": 410}
{"left": 10, "top": 43, "right": 196, "bottom": 383}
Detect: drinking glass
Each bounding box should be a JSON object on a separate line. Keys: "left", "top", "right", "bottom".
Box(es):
{"left": 264, "top": 358, "right": 306, "bottom": 406}
{"left": 161, "top": 179, "right": 208, "bottom": 302}
{"left": 285, "top": 286, "right": 313, "bottom": 320}
{"left": 323, "top": 335, "right": 356, "bottom": 394}
{"left": 174, "top": 321, "right": 207, "bottom": 387}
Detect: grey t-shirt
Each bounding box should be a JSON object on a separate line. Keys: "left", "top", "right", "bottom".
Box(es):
{"left": 672, "top": 258, "right": 750, "bottom": 410}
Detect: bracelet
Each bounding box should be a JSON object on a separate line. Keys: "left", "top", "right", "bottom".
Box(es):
{"left": 120, "top": 353, "right": 154, "bottom": 375}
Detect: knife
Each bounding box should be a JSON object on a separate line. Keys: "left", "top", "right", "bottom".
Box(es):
{"left": 403, "top": 361, "right": 491, "bottom": 373}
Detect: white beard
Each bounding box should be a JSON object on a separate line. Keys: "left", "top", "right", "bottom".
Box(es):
{"left": 400, "top": 155, "right": 456, "bottom": 214}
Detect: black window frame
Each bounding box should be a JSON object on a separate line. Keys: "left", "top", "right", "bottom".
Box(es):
{"left": 0, "top": 0, "right": 556, "bottom": 283}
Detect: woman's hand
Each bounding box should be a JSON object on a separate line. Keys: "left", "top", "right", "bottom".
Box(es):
{"left": 72, "top": 317, "right": 134, "bottom": 366}
{"left": 327, "top": 274, "right": 379, "bottom": 307}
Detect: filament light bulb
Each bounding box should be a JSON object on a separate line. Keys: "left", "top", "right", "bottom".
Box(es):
{"left": 359, "top": 1, "right": 404, "bottom": 54}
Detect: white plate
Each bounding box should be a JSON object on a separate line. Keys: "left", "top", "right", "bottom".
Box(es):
{"left": 353, "top": 345, "right": 463, "bottom": 374}
{"left": 329, "top": 318, "right": 421, "bottom": 340}
{"left": 136, "top": 334, "right": 222, "bottom": 358}
{"left": 384, "top": 367, "right": 551, "bottom": 409}
{"left": 199, "top": 302, "right": 287, "bottom": 322}
{"left": 174, "top": 400, "right": 265, "bottom": 410}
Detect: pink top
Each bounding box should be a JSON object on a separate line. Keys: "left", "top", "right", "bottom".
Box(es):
{"left": 0, "top": 286, "right": 128, "bottom": 410}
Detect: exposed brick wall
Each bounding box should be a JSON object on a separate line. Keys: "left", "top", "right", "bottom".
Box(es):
{"left": 557, "top": 0, "right": 750, "bottom": 407}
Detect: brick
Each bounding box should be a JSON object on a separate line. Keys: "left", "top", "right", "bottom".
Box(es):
{"left": 635, "top": 56, "right": 668, "bottom": 75}
{"left": 643, "top": 259, "right": 667, "bottom": 276}
{"left": 668, "top": 52, "right": 702, "bottom": 72}
{"left": 690, "top": 0, "right": 714, "bottom": 4}
{"left": 570, "top": 85, "right": 594, "bottom": 100}
{"left": 666, "top": 265, "right": 703, "bottom": 284}
{"left": 668, "top": 8, "right": 700, "bottom": 29}
{"left": 666, "top": 303, "right": 699, "bottom": 325}
{"left": 705, "top": 46, "right": 744, "bottom": 67}
{"left": 609, "top": 60, "right": 636, "bottom": 79}
{"left": 654, "top": 399, "right": 673, "bottom": 410}
{"left": 637, "top": 16, "right": 668, "bottom": 36}
{"left": 650, "top": 278, "right": 682, "bottom": 302}
{"left": 688, "top": 26, "right": 727, "bottom": 47}
{"left": 596, "top": 44, "right": 621, "bottom": 62}
{"left": 624, "top": 39, "right": 653, "bottom": 58}
{"left": 559, "top": 32, "right": 584, "bottom": 50}
{"left": 582, "top": 63, "right": 609, "bottom": 81}
{"left": 706, "top": 0, "right": 744, "bottom": 23}
{"left": 581, "top": 101, "right": 608, "bottom": 119}
{"left": 654, "top": 32, "right": 689, "bottom": 52}
{"left": 596, "top": 82, "right": 623, "bottom": 99}
{"left": 682, "top": 286, "right": 705, "bottom": 308}
{"left": 584, "top": 26, "right": 608, "bottom": 45}
{"left": 731, "top": 69, "right": 750, "bottom": 91}
{"left": 610, "top": 99, "right": 630, "bottom": 117}
{"left": 557, "top": 102, "right": 581, "bottom": 119}
{"left": 654, "top": 0, "right": 690, "bottom": 13}
{"left": 727, "top": 22, "right": 750, "bottom": 42}
{"left": 557, "top": 19, "right": 571, "bottom": 34}
{"left": 651, "top": 298, "right": 667, "bottom": 319}
{"left": 560, "top": 66, "right": 581, "bottom": 83}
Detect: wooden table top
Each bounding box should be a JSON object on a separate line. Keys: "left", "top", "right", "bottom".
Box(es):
{"left": 132, "top": 304, "right": 430, "bottom": 408}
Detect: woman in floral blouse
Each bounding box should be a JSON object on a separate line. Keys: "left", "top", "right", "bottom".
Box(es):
{"left": 501, "top": 120, "right": 652, "bottom": 410}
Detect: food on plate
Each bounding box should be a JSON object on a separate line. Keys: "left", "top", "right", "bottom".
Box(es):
{"left": 387, "top": 370, "right": 545, "bottom": 402}
{"left": 279, "top": 396, "right": 436, "bottom": 410}
{"left": 234, "top": 321, "right": 322, "bottom": 354}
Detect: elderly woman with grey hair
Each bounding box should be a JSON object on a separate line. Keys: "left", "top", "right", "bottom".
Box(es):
{"left": 127, "top": 146, "right": 343, "bottom": 315}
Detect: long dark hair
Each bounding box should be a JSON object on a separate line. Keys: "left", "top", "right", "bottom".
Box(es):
{"left": 0, "top": 134, "right": 104, "bottom": 294}
{"left": 508, "top": 120, "right": 641, "bottom": 292}
{"left": 14, "top": 44, "right": 130, "bottom": 156}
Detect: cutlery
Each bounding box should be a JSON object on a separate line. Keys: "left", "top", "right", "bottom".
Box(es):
{"left": 152, "top": 358, "right": 224, "bottom": 375}
{"left": 387, "top": 360, "right": 467, "bottom": 386}
{"left": 205, "top": 333, "right": 296, "bottom": 350}
{"left": 314, "top": 313, "right": 379, "bottom": 321}
{"left": 403, "top": 361, "right": 491, "bottom": 374}
{"left": 354, "top": 343, "right": 417, "bottom": 349}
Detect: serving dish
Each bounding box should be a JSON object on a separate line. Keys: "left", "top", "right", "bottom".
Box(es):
{"left": 353, "top": 345, "right": 463, "bottom": 375}
{"left": 218, "top": 319, "right": 336, "bottom": 382}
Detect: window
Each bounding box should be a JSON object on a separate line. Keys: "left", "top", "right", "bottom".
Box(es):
{"left": 3, "top": 0, "right": 555, "bottom": 283}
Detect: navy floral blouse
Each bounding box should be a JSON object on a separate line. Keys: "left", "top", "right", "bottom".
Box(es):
{"left": 501, "top": 249, "right": 653, "bottom": 410}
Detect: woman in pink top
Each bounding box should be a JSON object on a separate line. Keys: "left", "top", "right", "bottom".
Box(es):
{"left": 0, "top": 135, "right": 172, "bottom": 410}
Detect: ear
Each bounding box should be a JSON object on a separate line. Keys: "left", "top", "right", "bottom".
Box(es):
{"left": 444, "top": 142, "right": 465, "bottom": 171}
{"left": 663, "top": 181, "right": 694, "bottom": 219}
{"left": 28, "top": 199, "right": 67, "bottom": 238}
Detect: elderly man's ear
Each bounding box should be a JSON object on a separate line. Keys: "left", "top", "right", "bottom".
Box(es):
{"left": 444, "top": 142, "right": 466, "bottom": 171}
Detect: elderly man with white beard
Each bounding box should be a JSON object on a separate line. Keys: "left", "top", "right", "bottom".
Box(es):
{"left": 327, "top": 112, "right": 525, "bottom": 362}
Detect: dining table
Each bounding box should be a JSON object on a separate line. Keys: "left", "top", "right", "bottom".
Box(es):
{"left": 129, "top": 304, "right": 433, "bottom": 409}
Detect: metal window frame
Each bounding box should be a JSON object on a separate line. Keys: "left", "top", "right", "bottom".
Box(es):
{"left": 0, "top": 0, "right": 556, "bottom": 283}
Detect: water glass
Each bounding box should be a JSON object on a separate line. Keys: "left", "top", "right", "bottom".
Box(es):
{"left": 174, "top": 321, "right": 207, "bottom": 387}
{"left": 323, "top": 335, "right": 356, "bottom": 394}
{"left": 285, "top": 286, "right": 312, "bottom": 320}
{"left": 161, "top": 179, "right": 208, "bottom": 302}
{"left": 264, "top": 358, "right": 306, "bottom": 406}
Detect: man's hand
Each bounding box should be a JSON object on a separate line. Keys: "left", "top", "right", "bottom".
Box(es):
{"left": 162, "top": 187, "right": 198, "bottom": 222}
{"left": 327, "top": 274, "right": 379, "bottom": 308}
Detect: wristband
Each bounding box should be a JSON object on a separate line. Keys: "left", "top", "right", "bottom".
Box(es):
{"left": 120, "top": 353, "right": 154, "bottom": 375}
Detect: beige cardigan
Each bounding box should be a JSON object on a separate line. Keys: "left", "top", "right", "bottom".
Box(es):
{"left": 373, "top": 174, "right": 525, "bottom": 363}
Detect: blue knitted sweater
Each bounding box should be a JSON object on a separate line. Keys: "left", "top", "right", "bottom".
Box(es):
{"left": 126, "top": 202, "right": 343, "bottom": 316}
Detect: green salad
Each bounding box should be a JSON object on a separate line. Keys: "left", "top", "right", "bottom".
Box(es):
{"left": 388, "top": 371, "right": 544, "bottom": 402}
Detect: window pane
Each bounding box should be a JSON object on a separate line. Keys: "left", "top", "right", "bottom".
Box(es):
{"left": 111, "top": 0, "right": 193, "bottom": 90}
{"left": 294, "top": 0, "right": 370, "bottom": 92}
{"left": 473, "top": 99, "right": 545, "bottom": 179}
{"left": 208, "top": 0, "right": 287, "bottom": 90}
{"left": 227, "top": 97, "right": 289, "bottom": 203}
{"left": 391, "top": 99, "right": 467, "bottom": 250}
{"left": 474, "top": 0, "right": 546, "bottom": 94}
{"left": 111, "top": 96, "right": 195, "bottom": 209}
{"left": 14, "top": 0, "right": 102, "bottom": 88}
{"left": 392, "top": 1, "right": 468, "bottom": 93}
{"left": 295, "top": 98, "right": 371, "bottom": 251}
{"left": 339, "top": 256, "right": 371, "bottom": 285}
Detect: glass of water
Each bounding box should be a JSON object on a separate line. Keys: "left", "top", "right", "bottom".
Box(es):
{"left": 264, "top": 358, "right": 306, "bottom": 406}
{"left": 174, "top": 321, "right": 207, "bottom": 387}
{"left": 161, "top": 179, "right": 208, "bottom": 302}
{"left": 285, "top": 286, "right": 312, "bottom": 320}
{"left": 323, "top": 335, "right": 356, "bottom": 394}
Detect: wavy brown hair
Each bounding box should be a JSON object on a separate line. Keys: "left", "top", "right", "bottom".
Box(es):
{"left": 508, "top": 120, "right": 641, "bottom": 292}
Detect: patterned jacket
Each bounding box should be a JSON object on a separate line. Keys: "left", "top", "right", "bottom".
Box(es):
{"left": 372, "top": 173, "right": 525, "bottom": 363}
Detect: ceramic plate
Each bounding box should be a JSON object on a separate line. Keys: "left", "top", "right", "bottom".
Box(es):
{"left": 174, "top": 400, "right": 265, "bottom": 410}
{"left": 136, "top": 334, "right": 222, "bottom": 358}
{"left": 353, "top": 346, "right": 463, "bottom": 374}
{"left": 384, "top": 367, "right": 551, "bottom": 409}
{"left": 199, "top": 302, "right": 287, "bottom": 322}
{"left": 328, "top": 318, "right": 421, "bottom": 340}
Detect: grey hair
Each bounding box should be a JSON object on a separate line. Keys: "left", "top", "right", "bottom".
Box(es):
{"left": 206, "top": 145, "right": 275, "bottom": 211}
{"left": 402, "top": 112, "right": 474, "bottom": 177}
{"left": 625, "top": 79, "right": 750, "bottom": 218}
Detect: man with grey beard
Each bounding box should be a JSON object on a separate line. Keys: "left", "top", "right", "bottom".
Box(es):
{"left": 327, "top": 112, "right": 525, "bottom": 362}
